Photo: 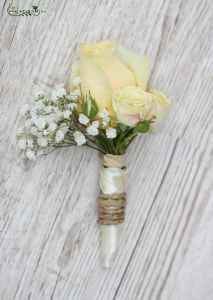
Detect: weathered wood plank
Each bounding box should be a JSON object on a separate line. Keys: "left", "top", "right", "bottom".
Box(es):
{"left": 0, "top": 0, "right": 212, "bottom": 299}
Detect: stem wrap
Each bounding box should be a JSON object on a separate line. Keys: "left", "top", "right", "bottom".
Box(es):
{"left": 98, "top": 193, "right": 126, "bottom": 225}
{"left": 98, "top": 154, "right": 128, "bottom": 267}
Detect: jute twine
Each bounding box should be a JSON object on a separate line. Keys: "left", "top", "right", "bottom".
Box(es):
{"left": 103, "top": 154, "right": 125, "bottom": 169}
{"left": 98, "top": 154, "right": 127, "bottom": 225}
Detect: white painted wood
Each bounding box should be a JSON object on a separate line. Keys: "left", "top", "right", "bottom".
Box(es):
{"left": 0, "top": 0, "right": 212, "bottom": 299}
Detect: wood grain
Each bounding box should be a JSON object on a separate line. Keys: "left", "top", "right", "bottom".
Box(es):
{"left": 0, "top": 0, "right": 213, "bottom": 299}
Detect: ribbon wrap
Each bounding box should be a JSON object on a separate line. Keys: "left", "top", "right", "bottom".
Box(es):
{"left": 98, "top": 154, "right": 128, "bottom": 224}
{"left": 98, "top": 154, "right": 128, "bottom": 267}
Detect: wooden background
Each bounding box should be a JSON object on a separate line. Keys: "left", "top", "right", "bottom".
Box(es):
{"left": 0, "top": 0, "right": 212, "bottom": 299}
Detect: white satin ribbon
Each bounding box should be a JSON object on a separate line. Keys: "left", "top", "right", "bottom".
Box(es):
{"left": 100, "top": 167, "right": 128, "bottom": 194}
{"left": 99, "top": 166, "right": 128, "bottom": 268}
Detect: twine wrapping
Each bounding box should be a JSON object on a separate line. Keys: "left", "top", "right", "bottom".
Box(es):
{"left": 98, "top": 154, "right": 128, "bottom": 225}
{"left": 103, "top": 154, "right": 125, "bottom": 168}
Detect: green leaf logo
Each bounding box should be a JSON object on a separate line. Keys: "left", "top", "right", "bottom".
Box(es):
{"left": 32, "top": 6, "right": 38, "bottom": 11}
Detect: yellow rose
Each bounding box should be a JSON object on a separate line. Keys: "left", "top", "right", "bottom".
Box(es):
{"left": 150, "top": 89, "right": 171, "bottom": 123}
{"left": 112, "top": 86, "right": 155, "bottom": 126}
{"left": 69, "top": 40, "right": 150, "bottom": 114}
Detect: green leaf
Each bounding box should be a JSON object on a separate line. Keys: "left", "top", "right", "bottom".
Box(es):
{"left": 89, "top": 99, "right": 98, "bottom": 118}
{"left": 81, "top": 98, "right": 98, "bottom": 119}
{"left": 95, "top": 135, "right": 110, "bottom": 153}
{"left": 119, "top": 123, "right": 128, "bottom": 131}
{"left": 32, "top": 6, "right": 38, "bottom": 11}
{"left": 135, "top": 120, "right": 150, "bottom": 133}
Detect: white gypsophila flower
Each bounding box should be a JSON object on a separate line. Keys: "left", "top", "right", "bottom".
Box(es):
{"left": 48, "top": 122, "right": 57, "bottom": 132}
{"left": 63, "top": 110, "right": 71, "bottom": 119}
{"left": 52, "top": 108, "right": 63, "bottom": 120}
{"left": 99, "top": 109, "right": 110, "bottom": 127}
{"left": 34, "top": 117, "right": 46, "bottom": 130}
{"left": 73, "top": 131, "right": 86, "bottom": 146}
{"left": 18, "top": 139, "right": 27, "bottom": 150}
{"left": 55, "top": 130, "right": 65, "bottom": 143}
{"left": 98, "top": 109, "right": 109, "bottom": 119}
{"left": 67, "top": 103, "right": 77, "bottom": 110}
{"left": 37, "top": 137, "right": 48, "bottom": 147}
{"left": 31, "top": 126, "right": 39, "bottom": 136}
{"left": 92, "top": 120, "right": 99, "bottom": 128}
{"left": 25, "top": 119, "right": 33, "bottom": 129}
{"left": 86, "top": 125, "right": 99, "bottom": 136}
{"left": 60, "top": 124, "right": 69, "bottom": 134}
{"left": 26, "top": 149, "right": 36, "bottom": 161}
{"left": 31, "top": 127, "right": 42, "bottom": 138}
{"left": 51, "top": 91, "right": 60, "bottom": 101}
{"left": 79, "top": 113, "right": 89, "bottom": 125}
{"left": 106, "top": 127, "right": 117, "bottom": 139}
{"left": 50, "top": 113, "right": 60, "bottom": 122}
{"left": 68, "top": 89, "right": 80, "bottom": 101}
{"left": 29, "top": 111, "right": 37, "bottom": 118}
{"left": 34, "top": 101, "right": 45, "bottom": 110}
{"left": 53, "top": 107, "right": 60, "bottom": 113}
{"left": 72, "top": 77, "right": 82, "bottom": 87}
{"left": 31, "top": 114, "right": 38, "bottom": 123}
{"left": 27, "top": 139, "right": 34, "bottom": 149}
{"left": 51, "top": 84, "right": 66, "bottom": 101}
{"left": 19, "top": 104, "right": 29, "bottom": 116}
{"left": 43, "top": 106, "right": 52, "bottom": 113}
{"left": 17, "top": 126, "right": 25, "bottom": 136}
{"left": 30, "top": 105, "right": 37, "bottom": 112}
{"left": 43, "top": 129, "right": 49, "bottom": 136}
{"left": 45, "top": 114, "right": 54, "bottom": 123}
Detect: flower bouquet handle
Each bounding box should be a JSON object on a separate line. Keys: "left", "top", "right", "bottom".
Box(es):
{"left": 98, "top": 154, "right": 128, "bottom": 267}
{"left": 17, "top": 40, "right": 171, "bottom": 267}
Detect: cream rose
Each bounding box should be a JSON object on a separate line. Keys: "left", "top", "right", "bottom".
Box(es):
{"left": 150, "top": 89, "right": 171, "bottom": 123}
{"left": 112, "top": 86, "right": 155, "bottom": 126}
{"left": 69, "top": 40, "right": 150, "bottom": 114}
{"left": 70, "top": 40, "right": 171, "bottom": 125}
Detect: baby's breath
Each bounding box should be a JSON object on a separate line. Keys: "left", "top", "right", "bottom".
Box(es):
{"left": 17, "top": 79, "right": 149, "bottom": 159}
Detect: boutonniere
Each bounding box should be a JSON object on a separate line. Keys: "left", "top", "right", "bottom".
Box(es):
{"left": 17, "top": 40, "right": 171, "bottom": 267}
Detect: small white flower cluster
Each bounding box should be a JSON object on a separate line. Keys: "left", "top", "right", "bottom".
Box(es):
{"left": 73, "top": 131, "right": 86, "bottom": 146}
{"left": 98, "top": 109, "right": 110, "bottom": 127}
{"left": 99, "top": 109, "right": 117, "bottom": 138}
{"left": 86, "top": 120, "right": 99, "bottom": 136}
{"left": 78, "top": 109, "right": 117, "bottom": 139}
{"left": 17, "top": 83, "right": 79, "bottom": 160}
{"left": 17, "top": 78, "right": 118, "bottom": 160}
{"left": 106, "top": 127, "right": 117, "bottom": 139}
{"left": 79, "top": 113, "right": 89, "bottom": 125}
